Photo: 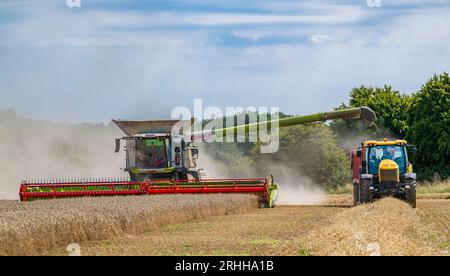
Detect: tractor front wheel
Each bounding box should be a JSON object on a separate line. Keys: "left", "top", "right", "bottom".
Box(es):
{"left": 353, "top": 183, "right": 360, "bottom": 206}
{"left": 405, "top": 188, "right": 416, "bottom": 208}
{"left": 360, "top": 179, "right": 371, "bottom": 204}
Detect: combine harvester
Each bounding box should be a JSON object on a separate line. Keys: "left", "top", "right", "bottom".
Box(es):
{"left": 19, "top": 107, "right": 376, "bottom": 207}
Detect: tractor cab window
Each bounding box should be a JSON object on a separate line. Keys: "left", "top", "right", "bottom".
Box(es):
{"left": 368, "top": 145, "right": 406, "bottom": 174}
{"left": 135, "top": 138, "right": 168, "bottom": 169}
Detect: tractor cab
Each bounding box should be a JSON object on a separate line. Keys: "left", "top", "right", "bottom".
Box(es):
{"left": 367, "top": 144, "right": 408, "bottom": 178}
{"left": 352, "top": 139, "right": 417, "bottom": 207}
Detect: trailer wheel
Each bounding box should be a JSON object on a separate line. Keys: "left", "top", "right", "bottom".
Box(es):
{"left": 405, "top": 188, "right": 416, "bottom": 208}
{"left": 360, "top": 179, "right": 371, "bottom": 204}
{"left": 353, "top": 183, "right": 360, "bottom": 206}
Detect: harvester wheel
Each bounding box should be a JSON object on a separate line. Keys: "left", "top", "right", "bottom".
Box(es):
{"left": 353, "top": 183, "right": 360, "bottom": 206}
{"left": 359, "top": 179, "right": 371, "bottom": 204}
{"left": 405, "top": 188, "right": 416, "bottom": 208}
{"left": 176, "top": 172, "right": 188, "bottom": 181}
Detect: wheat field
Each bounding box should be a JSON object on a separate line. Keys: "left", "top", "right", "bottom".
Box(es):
{"left": 46, "top": 198, "right": 450, "bottom": 256}
{"left": 0, "top": 194, "right": 259, "bottom": 256}
{"left": 1, "top": 195, "right": 449, "bottom": 256}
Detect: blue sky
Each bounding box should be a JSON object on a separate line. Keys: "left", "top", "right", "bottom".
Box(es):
{"left": 0, "top": 0, "right": 450, "bottom": 123}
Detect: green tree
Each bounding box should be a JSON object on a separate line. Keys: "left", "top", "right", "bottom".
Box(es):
{"left": 407, "top": 73, "right": 450, "bottom": 180}
{"left": 347, "top": 85, "right": 411, "bottom": 137}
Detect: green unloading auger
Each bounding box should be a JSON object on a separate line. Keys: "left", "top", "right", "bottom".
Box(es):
{"left": 187, "top": 106, "right": 376, "bottom": 139}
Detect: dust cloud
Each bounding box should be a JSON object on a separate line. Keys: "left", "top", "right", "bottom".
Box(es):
{"left": 195, "top": 146, "right": 232, "bottom": 179}
{"left": 197, "top": 145, "right": 324, "bottom": 205}
{"left": 0, "top": 109, "right": 127, "bottom": 200}
{"left": 335, "top": 122, "right": 398, "bottom": 152}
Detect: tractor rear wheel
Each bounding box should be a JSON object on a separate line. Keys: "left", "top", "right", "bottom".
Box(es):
{"left": 353, "top": 183, "right": 360, "bottom": 206}
{"left": 405, "top": 188, "right": 416, "bottom": 208}
{"left": 360, "top": 179, "right": 371, "bottom": 204}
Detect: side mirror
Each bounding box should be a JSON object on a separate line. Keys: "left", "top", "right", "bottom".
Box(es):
{"left": 115, "top": 139, "right": 121, "bottom": 153}
{"left": 191, "top": 148, "right": 199, "bottom": 159}
{"left": 356, "top": 149, "right": 362, "bottom": 157}
{"left": 412, "top": 147, "right": 417, "bottom": 156}
{"left": 198, "top": 168, "right": 206, "bottom": 177}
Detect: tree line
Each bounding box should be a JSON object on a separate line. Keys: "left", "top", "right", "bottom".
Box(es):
{"left": 336, "top": 72, "right": 449, "bottom": 181}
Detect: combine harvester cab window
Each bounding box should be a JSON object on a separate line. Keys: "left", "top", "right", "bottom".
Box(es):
{"left": 368, "top": 146, "right": 407, "bottom": 174}
{"left": 135, "top": 138, "right": 168, "bottom": 169}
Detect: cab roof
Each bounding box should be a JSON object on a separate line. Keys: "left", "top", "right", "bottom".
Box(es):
{"left": 112, "top": 119, "right": 192, "bottom": 136}
{"left": 364, "top": 139, "right": 408, "bottom": 146}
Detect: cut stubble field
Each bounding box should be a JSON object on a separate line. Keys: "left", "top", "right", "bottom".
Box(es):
{"left": 49, "top": 204, "right": 342, "bottom": 256}
{"left": 48, "top": 198, "right": 450, "bottom": 256}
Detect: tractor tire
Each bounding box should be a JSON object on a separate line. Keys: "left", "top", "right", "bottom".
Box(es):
{"left": 359, "top": 179, "right": 371, "bottom": 204}
{"left": 405, "top": 188, "right": 416, "bottom": 208}
{"left": 353, "top": 183, "right": 360, "bottom": 206}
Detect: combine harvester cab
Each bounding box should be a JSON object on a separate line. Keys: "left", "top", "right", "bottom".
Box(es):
{"left": 20, "top": 107, "right": 376, "bottom": 208}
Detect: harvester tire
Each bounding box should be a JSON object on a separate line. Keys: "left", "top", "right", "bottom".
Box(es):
{"left": 176, "top": 172, "right": 188, "bottom": 181}
{"left": 405, "top": 188, "right": 416, "bottom": 208}
{"left": 353, "top": 183, "right": 360, "bottom": 206}
{"left": 359, "top": 179, "right": 371, "bottom": 204}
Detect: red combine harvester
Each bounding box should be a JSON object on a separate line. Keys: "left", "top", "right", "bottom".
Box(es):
{"left": 19, "top": 107, "right": 376, "bottom": 207}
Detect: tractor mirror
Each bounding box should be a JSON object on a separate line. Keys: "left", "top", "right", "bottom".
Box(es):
{"left": 407, "top": 145, "right": 417, "bottom": 157}
{"left": 356, "top": 149, "right": 362, "bottom": 157}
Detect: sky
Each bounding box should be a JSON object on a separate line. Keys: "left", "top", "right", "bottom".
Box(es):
{"left": 0, "top": 0, "right": 449, "bottom": 123}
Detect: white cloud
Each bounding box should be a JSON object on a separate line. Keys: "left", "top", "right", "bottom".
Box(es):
{"left": 231, "top": 29, "right": 307, "bottom": 41}
{"left": 0, "top": 4, "right": 368, "bottom": 48}
{"left": 310, "top": 34, "right": 333, "bottom": 44}
{"left": 384, "top": 0, "right": 449, "bottom": 6}
{"left": 1, "top": 2, "right": 450, "bottom": 123}
{"left": 154, "top": 9, "right": 366, "bottom": 26}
